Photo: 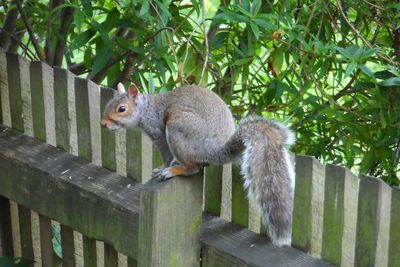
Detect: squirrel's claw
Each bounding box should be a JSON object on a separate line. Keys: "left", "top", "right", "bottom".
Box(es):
{"left": 150, "top": 168, "right": 174, "bottom": 182}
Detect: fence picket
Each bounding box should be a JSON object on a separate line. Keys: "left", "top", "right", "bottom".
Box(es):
{"left": 83, "top": 236, "right": 97, "bottom": 267}
{"left": 0, "top": 196, "right": 13, "bottom": 256}
{"left": 354, "top": 175, "right": 381, "bottom": 266}
{"left": 101, "top": 88, "right": 116, "bottom": 171}
{"left": 388, "top": 187, "right": 400, "bottom": 267}
{"left": 75, "top": 78, "right": 92, "bottom": 161}
{"left": 341, "top": 167, "right": 359, "bottom": 267}
{"left": 204, "top": 164, "right": 223, "bottom": 216}
{"left": 231, "top": 165, "right": 248, "bottom": 228}
{"left": 105, "top": 243, "right": 119, "bottom": 267}
{"left": 30, "top": 62, "right": 47, "bottom": 141}
{"left": 375, "top": 179, "right": 392, "bottom": 267}
{"left": 0, "top": 50, "right": 11, "bottom": 126}
{"left": 321, "top": 164, "right": 346, "bottom": 265}
{"left": 292, "top": 155, "right": 314, "bottom": 251}
{"left": 61, "top": 224, "right": 75, "bottom": 267}
{"left": 18, "top": 205, "right": 34, "bottom": 260}
{"left": 6, "top": 53, "right": 24, "bottom": 132}
{"left": 54, "top": 67, "right": 72, "bottom": 151}
{"left": 39, "top": 215, "right": 54, "bottom": 267}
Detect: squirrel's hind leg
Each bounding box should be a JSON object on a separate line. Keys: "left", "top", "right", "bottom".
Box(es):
{"left": 151, "top": 164, "right": 200, "bottom": 181}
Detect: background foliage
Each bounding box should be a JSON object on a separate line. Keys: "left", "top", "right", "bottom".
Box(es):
{"left": 0, "top": 0, "right": 399, "bottom": 185}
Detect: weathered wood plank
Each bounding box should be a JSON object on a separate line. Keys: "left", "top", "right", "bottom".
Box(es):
{"left": 138, "top": 174, "right": 203, "bottom": 267}
{"left": 41, "top": 62, "right": 56, "bottom": 146}
{"left": 292, "top": 155, "right": 325, "bottom": 255}
{"left": 126, "top": 129, "right": 142, "bottom": 182}
{"left": 126, "top": 130, "right": 152, "bottom": 183}
{"left": 128, "top": 258, "right": 138, "bottom": 267}
{"left": 104, "top": 243, "right": 118, "bottom": 267}
{"left": 31, "top": 211, "right": 41, "bottom": 266}
{"left": 0, "top": 50, "right": 11, "bottom": 126}
{"left": 88, "top": 80, "right": 102, "bottom": 166}
{"left": 341, "top": 167, "right": 359, "bottom": 267}
{"left": 292, "top": 155, "right": 313, "bottom": 251}
{"left": 0, "top": 125, "right": 141, "bottom": 259}
{"left": 39, "top": 215, "right": 54, "bottom": 267}
{"left": 53, "top": 67, "right": 71, "bottom": 151}
{"left": 204, "top": 164, "right": 223, "bottom": 216}
{"left": 231, "top": 165, "right": 249, "bottom": 228}
{"left": 30, "top": 62, "right": 46, "bottom": 141}
{"left": 220, "top": 163, "right": 232, "bottom": 221}
{"left": 115, "top": 130, "right": 127, "bottom": 176}
{"left": 61, "top": 225, "right": 75, "bottom": 267}
{"left": 18, "top": 205, "right": 34, "bottom": 260}
{"left": 19, "top": 56, "right": 33, "bottom": 137}
{"left": 66, "top": 70, "right": 78, "bottom": 156}
{"left": 10, "top": 201, "right": 21, "bottom": 257}
{"left": 6, "top": 53, "right": 24, "bottom": 132}
{"left": 0, "top": 196, "right": 13, "bottom": 256}
{"left": 152, "top": 144, "right": 163, "bottom": 168}
{"left": 354, "top": 175, "right": 381, "bottom": 266}
{"left": 388, "top": 187, "right": 400, "bottom": 267}
{"left": 75, "top": 77, "right": 92, "bottom": 161}
{"left": 375, "top": 178, "right": 391, "bottom": 267}
{"left": 83, "top": 236, "right": 97, "bottom": 267}
{"left": 201, "top": 213, "right": 335, "bottom": 267}
{"left": 321, "top": 164, "right": 345, "bottom": 265}
{"left": 100, "top": 88, "right": 116, "bottom": 171}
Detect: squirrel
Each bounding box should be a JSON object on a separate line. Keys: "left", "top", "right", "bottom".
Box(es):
{"left": 101, "top": 83, "right": 295, "bottom": 247}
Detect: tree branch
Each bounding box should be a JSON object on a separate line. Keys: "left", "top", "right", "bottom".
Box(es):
{"left": 53, "top": 5, "right": 75, "bottom": 66}
{"left": 0, "top": 0, "right": 19, "bottom": 50}
{"left": 15, "top": 0, "right": 45, "bottom": 61}
{"left": 111, "top": 52, "right": 137, "bottom": 88}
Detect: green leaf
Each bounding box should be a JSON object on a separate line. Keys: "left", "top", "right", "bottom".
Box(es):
{"left": 378, "top": 77, "right": 400, "bottom": 87}
{"left": 139, "top": 0, "right": 150, "bottom": 17}
{"left": 374, "top": 70, "right": 394, "bottom": 79}
{"left": 269, "top": 47, "right": 284, "bottom": 75}
{"left": 232, "top": 58, "right": 251, "bottom": 66}
{"left": 81, "top": 0, "right": 93, "bottom": 16}
{"left": 91, "top": 46, "right": 113, "bottom": 76}
{"left": 210, "top": 32, "right": 228, "bottom": 50}
{"left": 70, "top": 29, "right": 95, "bottom": 51}
{"left": 214, "top": 9, "right": 248, "bottom": 23}
{"left": 345, "top": 61, "right": 357, "bottom": 77}
{"left": 253, "top": 18, "right": 278, "bottom": 30}
{"left": 148, "top": 72, "right": 155, "bottom": 94}
{"left": 249, "top": 21, "right": 260, "bottom": 39}
{"left": 251, "top": 0, "right": 262, "bottom": 15}
{"left": 90, "top": 21, "right": 110, "bottom": 44}
{"left": 83, "top": 47, "right": 93, "bottom": 69}
{"left": 359, "top": 64, "right": 374, "bottom": 78}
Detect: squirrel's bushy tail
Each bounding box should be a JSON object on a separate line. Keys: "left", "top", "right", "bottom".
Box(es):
{"left": 212, "top": 116, "right": 295, "bottom": 246}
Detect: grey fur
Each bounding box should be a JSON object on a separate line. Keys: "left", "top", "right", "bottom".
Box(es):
{"left": 102, "top": 85, "right": 295, "bottom": 246}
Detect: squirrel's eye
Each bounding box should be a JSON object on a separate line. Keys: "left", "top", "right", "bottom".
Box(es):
{"left": 118, "top": 106, "right": 126, "bottom": 113}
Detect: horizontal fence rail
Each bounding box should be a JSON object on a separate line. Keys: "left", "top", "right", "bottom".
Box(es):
{"left": 0, "top": 49, "right": 398, "bottom": 267}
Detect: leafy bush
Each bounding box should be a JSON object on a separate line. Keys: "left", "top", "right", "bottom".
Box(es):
{"left": 0, "top": 0, "right": 399, "bottom": 184}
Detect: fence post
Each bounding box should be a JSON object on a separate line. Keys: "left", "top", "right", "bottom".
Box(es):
{"left": 138, "top": 174, "right": 203, "bottom": 267}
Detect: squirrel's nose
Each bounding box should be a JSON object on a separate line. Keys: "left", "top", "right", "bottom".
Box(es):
{"left": 100, "top": 120, "right": 108, "bottom": 128}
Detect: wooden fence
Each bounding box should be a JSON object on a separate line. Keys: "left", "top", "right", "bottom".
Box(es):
{"left": 0, "top": 49, "right": 398, "bottom": 267}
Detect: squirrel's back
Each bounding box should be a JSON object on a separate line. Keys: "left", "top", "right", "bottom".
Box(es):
{"left": 162, "top": 85, "right": 235, "bottom": 144}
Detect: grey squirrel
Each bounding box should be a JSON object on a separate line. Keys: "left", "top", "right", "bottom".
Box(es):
{"left": 101, "top": 83, "right": 295, "bottom": 247}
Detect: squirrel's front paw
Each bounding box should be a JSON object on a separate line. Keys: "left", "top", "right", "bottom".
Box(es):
{"left": 151, "top": 168, "right": 173, "bottom": 182}
{"left": 151, "top": 168, "right": 163, "bottom": 178}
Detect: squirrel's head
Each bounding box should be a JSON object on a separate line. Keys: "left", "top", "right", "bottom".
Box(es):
{"left": 101, "top": 83, "right": 141, "bottom": 131}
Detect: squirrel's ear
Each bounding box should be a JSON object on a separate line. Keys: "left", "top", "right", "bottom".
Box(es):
{"left": 128, "top": 83, "right": 139, "bottom": 99}
{"left": 117, "top": 82, "right": 126, "bottom": 94}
